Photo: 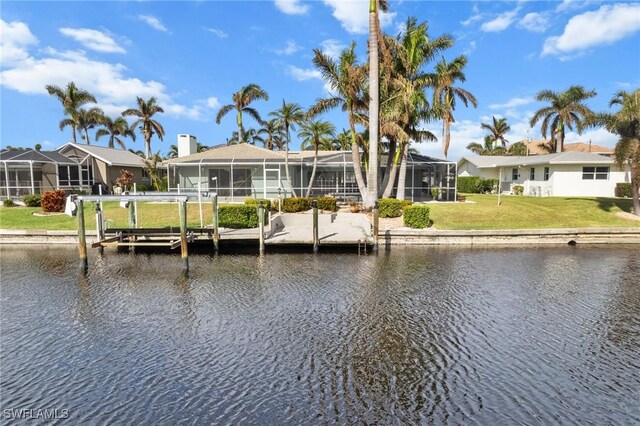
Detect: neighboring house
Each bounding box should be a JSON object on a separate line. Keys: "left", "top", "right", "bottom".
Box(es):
{"left": 457, "top": 152, "right": 629, "bottom": 197}
{"left": 163, "top": 134, "right": 458, "bottom": 202}
{"left": 522, "top": 140, "right": 615, "bottom": 156}
{"left": 1, "top": 143, "right": 150, "bottom": 198}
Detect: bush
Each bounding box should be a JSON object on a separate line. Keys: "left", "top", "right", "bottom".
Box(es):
{"left": 403, "top": 205, "right": 430, "bottom": 229}
{"left": 244, "top": 198, "right": 272, "bottom": 212}
{"left": 513, "top": 185, "right": 524, "bottom": 196}
{"left": 480, "top": 179, "right": 498, "bottom": 194}
{"left": 22, "top": 194, "right": 42, "bottom": 207}
{"left": 315, "top": 196, "right": 337, "bottom": 212}
{"left": 3, "top": 199, "right": 16, "bottom": 207}
{"left": 378, "top": 198, "right": 406, "bottom": 218}
{"left": 41, "top": 189, "right": 66, "bottom": 212}
{"left": 457, "top": 177, "right": 498, "bottom": 194}
{"left": 218, "top": 205, "right": 260, "bottom": 229}
{"left": 615, "top": 183, "right": 632, "bottom": 198}
{"left": 282, "top": 197, "right": 311, "bottom": 213}
{"left": 135, "top": 183, "right": 152, "bottom": 192}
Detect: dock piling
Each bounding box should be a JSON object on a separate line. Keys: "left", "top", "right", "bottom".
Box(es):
{"left": 179, "top": 200, "right": 189, "bottom": 271}
{"left": 312, "top": 199, "right": 319, "bottom": 253}
{"left": 77, "top": 198, "right": 88, "bottom": 271}
{"left": 212, "top": 194, "right": 219, "bottom": 252}
{"left": 258, "top": 200, "right": 265, "bottom": 255}
{"left": 373, "top": 200, "right": 379, "bottom": 253}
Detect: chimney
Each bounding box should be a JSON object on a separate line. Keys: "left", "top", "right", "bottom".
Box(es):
{"left": 177, "top": 134, "right": 197, "bottom": 157}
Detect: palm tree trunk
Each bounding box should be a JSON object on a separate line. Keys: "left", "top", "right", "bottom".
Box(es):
{"left": 306, "top": 144, "right": 319, "bottom": 197}
{"left": 380, "top": 140, "right": 396, "bottom": 197}
{"left": 84, "top": 128, "right": 90, "bottom": 145}
{"left": 382, "top": 142, "right": 401, "bottom": 198}
{"left": 396, "top": 142, "right": 409, "bottom": 200}
{"left": 366, "top": 0, "right": 379, "bottom": 209}
{"left": 285, "top": 127, "right": 297, "bottom": 197}
{"left": 632, "top": 175, "right": 640, "bottom": 216}
{"left": 237, "top": 111, "right": 244, "bottom": 144}
{"left": 145, "top": 133, "right": 151, "bottom": 159}
{"left": 349, "top": 121, "right": 367, "bottom": 198}
{"left": 72, "top": 125, "right": 77, "bottom": 143}
{"left": 442, "top": 119, "right": 451, "bottom": 159}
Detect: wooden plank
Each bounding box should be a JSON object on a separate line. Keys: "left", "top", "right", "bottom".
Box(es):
{"left": 91, "top": 235, "right": 120, "bottom": 248}
{"left": 100, "top": 241, "right": 178, "bottom": 247}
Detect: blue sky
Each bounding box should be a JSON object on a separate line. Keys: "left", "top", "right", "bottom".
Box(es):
{"left": 1, "top": 0, "right": 639, "bottom": 161}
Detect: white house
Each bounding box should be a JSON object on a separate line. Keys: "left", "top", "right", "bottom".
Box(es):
{"left": 457, "top": 152, "right": 629, "bottom": 197}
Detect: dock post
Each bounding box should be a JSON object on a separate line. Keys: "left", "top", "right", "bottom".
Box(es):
{"left": 95, "top": 201, "right": 105, "bottom": 255}
{"left": 212, "top": 194, "right": 219, "bottom": 252}
{"left": 372, "top": 200, "right": 379, "bottom": 253}
{"left": 258, "top": 200, "right": 265, "bottom": 255}
{"left": 312, "top": 199, "right": 319, "bottom": 253}
{"left": 128, "top": 199, "right": 136, "bottom": 228}
{"left": 77, "top": 198, "right": 88, "bottom": 271}
{"left": 179, "top": 199, "right": 189, "bottom": 271}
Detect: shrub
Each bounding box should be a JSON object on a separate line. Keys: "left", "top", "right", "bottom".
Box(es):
{"left": 282, "top": 197, "right": 311, "bottom": 213}
{"left": 3, "top": 199, "right": 16, "bottom": 207}
{"left": 457, "top": 176, "right": 482, "bottom": 193}
{"left": 244, "top": 198, "right": 272, "bottom": 212}
{"left": 403, "top": 205, "right": 430, "bottom": 229}
{"left": 480, "top": 179, "right": 498, "bottom": 194}
{"left": 22, "top": 194, "right": 42, "bottom": 207}
{"left": 218, "top": 205, "right": 260, "bottom": 229}
{"left": 315, "top": 196, "right": 337, "bottom": 212}
{"left": 41, "top": 189, "right": 66, "bottom": 212}
{"left": 115, "top": 169, "right": 134, "bottom": 190}
{"left": 615, "top": 183, "right": 632, "bottom": 198}
{"left": 135, "top": 183, "right": 152, "bottom": 192}
{"left": 378, "top": 198, "right": 405, "bottom": 218}
{"left": 513, "top": 185, "right": 524, "bottom": 196}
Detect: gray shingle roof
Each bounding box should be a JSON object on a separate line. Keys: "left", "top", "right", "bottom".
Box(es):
{"left": 459, "top": 152, "right": 614, "bottom": 168}
{"left": 57, "top": 143, "right": 146, "bottom": 167}
{"left": 0, "top": 150, "right": 78, "bottom": 164}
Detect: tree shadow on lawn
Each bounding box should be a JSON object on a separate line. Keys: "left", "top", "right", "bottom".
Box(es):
{"left": 564, "top": 197, "right": 632, "bottom": 213}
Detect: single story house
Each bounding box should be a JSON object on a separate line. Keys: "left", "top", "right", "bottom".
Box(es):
{"left": 1, "top": 143, "right": 150, "bottom": 198}
{"left": 163, "top": 135, "right": 457, "bottom": 202}
{"left": 457, "top": 152, "right": 629, "bottom": 197}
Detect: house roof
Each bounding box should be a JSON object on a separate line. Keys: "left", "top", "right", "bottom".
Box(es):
{"left": 56, "top": 143, "right": 146, "bottom": 167}
{"left": 523, "top": 140, "right": 615, "bottom": 155}
{"left": 0, "top": 149, "right": 78, "bottom": 164}
{"left": 458, "top": 152, "right": 614, "bottom": 169}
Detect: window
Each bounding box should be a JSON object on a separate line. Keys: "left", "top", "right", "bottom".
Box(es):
{"left": 233, "top": 168, "right": 253, "bottom": 196}
{"left": 512, "top": 168, "right": 519, "bottom": 181}
{"left": 58, "top": 165, "right": 92, "bottom": 186}
{"left": 544, "top": 167, "right": 550, "bottom": 181}
{"left": 529, "top": 167, "right": 535, "bottom": 180}
{"left": 582, "top": 166, "right": 609, "bottom": 180}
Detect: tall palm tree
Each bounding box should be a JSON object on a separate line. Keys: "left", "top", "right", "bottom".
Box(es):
{"left": 508, "top": 141, "right": 528, "bottom": 156}
{"left": 143, "top": 151, "right": 164, "bottom": 191}
{"left": 481, "top": 116, "right": 511, "bottom": 150}
{"left": 298, "top": 119, "right": 336, "bottom": 197}
{"left": 431, "top": 55, "right": 478, "bottom": 159}
{"left": 216, "top": 84, "right": 269, "bottom": 145}
{"left": 466, "top": 136, "right": 507, "bottom": 156}
{"left": 366, "top": 0, "right": 381, "bottom": 208}
{"left": 258, "top": 119, "right": 285, "bottom": 150}
{"left": 333, "top": 129, "right": 353, "bottom": 151}
{"left": 123, "top": 97, "right": 165, "bottom": 158}
{"left": 309, "top": 43, "right": 368, "bottom": 199}
{"left": 167, "top": 144, "right": 179, "bottom": 158}
{"left": 592, "top": 89, "right": 640, "bottom": 215}
{"left": 59, "top": 107, "right": 104, "bottom": 145}
{"left": 529, "top": 85, "right": 596, "bottom": 153}
{"left": 45, "top": 82, "right": 97, "bottom": 143}
{"left": 270, "top": 100, "right": 306, "bottom": 196}
{"left": 227, "top": 128, "right": 263, "bottom": 146}
{"left": 95, "top": 116, "right": 136, "bottom": 149}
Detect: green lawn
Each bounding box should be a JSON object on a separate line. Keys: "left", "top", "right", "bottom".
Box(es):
{"left": 0, "top": 195, "right": 638, "bottom": 231}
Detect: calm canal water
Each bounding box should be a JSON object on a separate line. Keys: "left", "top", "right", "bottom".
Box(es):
{"left": 1, "top": 245, "right": 639, "bottom": 424}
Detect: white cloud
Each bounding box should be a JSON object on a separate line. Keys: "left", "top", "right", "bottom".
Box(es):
{"left": 137, "top": 15, "right": 169, "bottom": 32}
{"left": 320, "top": 39, "right": 346, "bottom": 59}
{"left": 287, "top": 65, "right": 321, "bottom": 81}
{"left": 481, "top": 8, "right": 519, "bottom": 32}
{"left": 323, "top": 0, "right": 396, "bottom": 34}
{"left": 489, "top": 97, "right": 534, "bottom": 110}
{"left": 463, "top": 40, "right": 477, "bottom": 55}
{"left": 461, "top": 3, "right": 483, "bottom": 26}
{"left": 205, "top": 96, "right": 220, "bottom": 109}
{"left": 517, "top": 12, "right": 550, "bottom": 33}
{"left": 206, "top": 27, "right": 228, "bottom": 38}
{"left": 274, "top": 40, "right": 303, "bottom": 55}
{"left": 556, "top": 0, "right": 595, "bottom": 13}
{"left": 0, "top": 19, "right": 38, "bottom": 65}
{"left": 59, "top": 28, "right": 125, "bottom": 53}
{"left": 274, "top": 0, "right": 309, "bottom": 15}
{"left": 542, "top": 4, "right": 640, "bottom": 57}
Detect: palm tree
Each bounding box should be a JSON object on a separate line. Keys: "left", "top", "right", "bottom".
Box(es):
{"left": 270, "top": 100, "right": 306, "bottom": 196}
{"left": 258, "top": 119, "right": 285, "bottom": 150}
{"left": 227, "top": 128, "right": 263, "bottom": 145}
{"left": 143, "top": 151, "right": 164, "bottom": 191}
{"left": 59, "top": 107, "right": 104, "bottom": 145}
{"left": 508, "top": 141, "right": 528, "bottom": 156}
{"left": 123, "top": 97, "right": 165, "bottom": 158}
{"left": 45, "top": 82, "right": 96, "bottom": 143}
{"left": 333, "top": 129, "right": 353, "bottom": 151}
{"left": 366, "top": 0, "right": 382, "bottom": 208}
{"left": 466, "top": 136, "right": 507, "bottom": 156}
{"left": 529, "top": 85, "right": 596, "bottom": 153}
{"left": 481, "top": 116, "right": 511, "bottom": 150}
{"left": 167, "top": 144, "right": 179, "bottom": 158}
{"left": 216, "top": 84, "right": 269, "bottom": 145}
{"left": 592, "top": 89, "right": 640, "bottom": 215}
{"left": 431, "top": 55, "right": 478, "bottom": 159}
{"left": 128, "top": 148, "right": 145, "bottom": 158}
{"left": 298, "top": 119, "right": 336, "bottom": 197}
{"left": 95, "top": 116, "right": 136, "bottom": 149}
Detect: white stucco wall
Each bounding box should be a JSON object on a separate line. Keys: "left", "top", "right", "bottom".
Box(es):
{"left": 550, "top": 164, "right": 627, "bottom": 197}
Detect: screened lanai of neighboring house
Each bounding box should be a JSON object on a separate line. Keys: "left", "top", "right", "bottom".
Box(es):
{"left": 163, "top": 144, "right": 458, "bottom": 202}
{"left": 0, "top": 149, "right": 82, "bottom": 197}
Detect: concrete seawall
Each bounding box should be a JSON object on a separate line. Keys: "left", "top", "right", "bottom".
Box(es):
{"left": 2, "top": 227, "right": 639, "bottom": 246}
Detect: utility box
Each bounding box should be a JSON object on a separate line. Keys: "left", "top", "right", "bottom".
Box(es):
{"left": 177, "top": 134, "right": 197, "bottom": 157}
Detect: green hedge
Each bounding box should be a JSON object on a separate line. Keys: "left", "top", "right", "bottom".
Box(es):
{"left": 282, "top": 197, "right": 311, "bottom": 212}
{"left": 457, "top": 176, "right": 498, "bottom": 194}
{"left": 615, "top": 183, "right": 632, "bottom": 198}
{"left": 244, "top": 198, "right": 272, "bottom": 212}
{"left": 218, "top": 205, "right": 260, "bottom": 229}
{"left": 22, "top": 194, "right": 42, "bottom": 207}
{"left": 3, "top": 199, "right": 16, "bottom": 207}
{"left": 378, "top": 198, "right": 409, "bottom": 218}
{"left": 403, "top": 205, "right": 430, "bottom": 229}
{"left": 316, "top": 197, "right": 337, "bottom": 212}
